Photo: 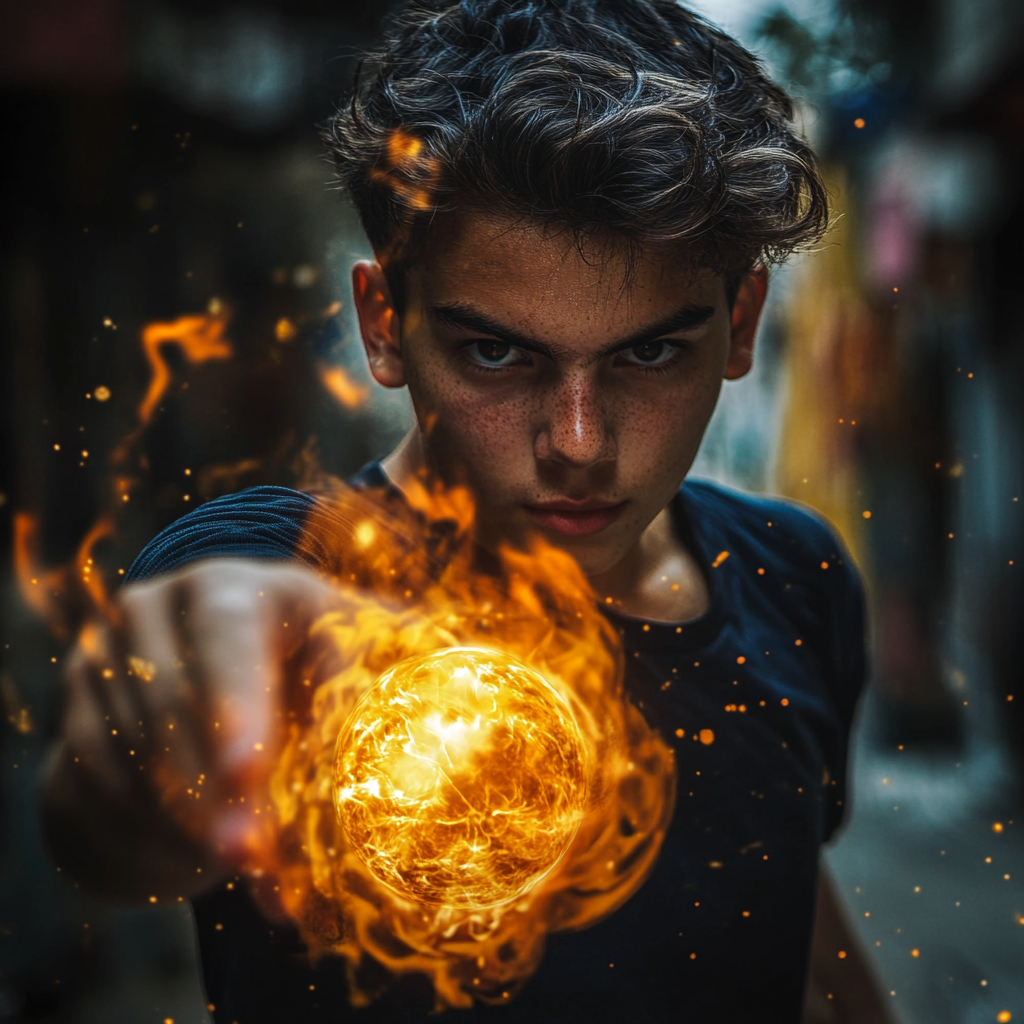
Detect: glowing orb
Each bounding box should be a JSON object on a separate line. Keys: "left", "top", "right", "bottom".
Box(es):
{"left": 333, "top": 646, "right": 588, "bottom": 909}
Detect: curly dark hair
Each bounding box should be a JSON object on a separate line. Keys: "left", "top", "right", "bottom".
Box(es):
{"left": 323, "top": 0, "right": 829, "bottom": 294}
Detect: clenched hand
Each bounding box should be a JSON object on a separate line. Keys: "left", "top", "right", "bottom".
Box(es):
{"left": 42, "top": 559, "right": 340, "bottom": 903}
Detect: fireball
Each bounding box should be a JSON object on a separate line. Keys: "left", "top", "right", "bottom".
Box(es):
{"left": 333, "top": 646, "right": 588, "bottom": 909}
{"left": 262, "top": 483, "right": 676, "bottom": 1010}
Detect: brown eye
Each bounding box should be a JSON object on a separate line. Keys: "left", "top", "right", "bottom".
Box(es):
{"left": 467, "top": 340, "right": 525, "bottom": 369}
{"left": 631, "top": 342, "right": 666, "bottom": 362}
{"left": 476, "top": 341, "right": 512, "bottom": 363}
{"left": 620, "top": 340, "right": 677, "bottom": 367}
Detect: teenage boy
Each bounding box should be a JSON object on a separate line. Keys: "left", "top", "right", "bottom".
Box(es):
{"left": 42, "top": 1, "right": 894, "bottom": 1021}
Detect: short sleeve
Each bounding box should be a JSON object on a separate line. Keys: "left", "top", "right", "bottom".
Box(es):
{"left": 685, "top": 480, "right": 869, "bottom": 844}
{"left": 779, "top": 507, "right": 866, "bottom": 842}
{"left": 124, "top": 486, "right": 318, "bottom": 583}
{"left": 819, "top": 534, "right": 867, "bottom": 841}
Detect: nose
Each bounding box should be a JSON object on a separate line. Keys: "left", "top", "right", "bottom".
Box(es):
{"left": 534, "top": 373, "right": 616, "bottom": 468}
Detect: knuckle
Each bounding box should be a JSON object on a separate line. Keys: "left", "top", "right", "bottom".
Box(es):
{"left": 190, "top": 582, "right": 262, "bottom": 622}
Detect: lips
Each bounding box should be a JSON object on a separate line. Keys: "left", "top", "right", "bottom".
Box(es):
{"left": 523, "top": 499, "right": 626, "bottom": 537}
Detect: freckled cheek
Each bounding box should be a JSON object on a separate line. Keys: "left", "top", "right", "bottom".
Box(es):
{"left": 447, "top": 405, "right": 530, "bottom": 460}
{"left": 615, "top": 386, "right": 717, "bottom": 480}
{"left": 414, "top": 375, "right": 538, "bottom": 478}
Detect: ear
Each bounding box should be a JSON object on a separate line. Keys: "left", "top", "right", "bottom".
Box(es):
{"left": 724, "top": 265, "right": 768, "bottom": 381}
{"left": 351, "top": 261, "right": 405, "bottom": 388}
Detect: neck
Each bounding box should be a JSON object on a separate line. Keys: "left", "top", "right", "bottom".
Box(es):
{"left": 381, "top": 427, "right": 428, "bottom": 491}
{"left": 589, "top": 504, "right": 709, "bottom": 623}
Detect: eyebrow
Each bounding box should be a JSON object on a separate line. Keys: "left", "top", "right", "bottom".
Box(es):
{"left": 430, "top": 301, "right": 717, "bottom": 363}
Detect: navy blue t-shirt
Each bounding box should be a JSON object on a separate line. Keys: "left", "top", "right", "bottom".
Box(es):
{"left": 126, "top": 466, "right": 865, "bottom": 1024}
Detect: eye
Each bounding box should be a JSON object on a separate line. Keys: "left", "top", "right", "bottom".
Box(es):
{"left": 465, "top": 340, "right": 526, "bottom": 369}
{"left": 618, "top": 340, "right": 679, "bottom": 367}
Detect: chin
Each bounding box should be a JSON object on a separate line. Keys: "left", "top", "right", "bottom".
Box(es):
{"left": 540, "top": 534, "right": 626, "bottom": 579}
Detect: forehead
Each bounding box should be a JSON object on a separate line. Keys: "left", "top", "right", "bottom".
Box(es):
{"left": 404, "top": 212, "right": 726, "bottom": 344}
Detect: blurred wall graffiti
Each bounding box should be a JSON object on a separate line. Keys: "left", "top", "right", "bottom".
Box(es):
{"left": 1, "top": 1, "right": 1023, "bottom": 1022}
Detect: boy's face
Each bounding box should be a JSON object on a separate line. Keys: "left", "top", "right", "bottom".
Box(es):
{"left": 353, "top": 213, "right": 766, "bottom": 576}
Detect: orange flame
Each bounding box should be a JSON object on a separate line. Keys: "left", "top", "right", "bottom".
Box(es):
{"left": 75, "top": 515, "right": 117, "bottom": 617}
{"left": 368, "top": 129, "right": 441, "bottom": 216}
{"left": 249, "top": 480, "right": 675, "bottom": 1010}
{"left": 137, "top": 310, "right": 233, "bottom": 425}
{"left": 14, "top": 307, "right": 234, "bottom": 636}
{"left": 13, "top": 511, "right": 118, "bottom": 636}
{"left": 319, "top": 365, "right": 369, "bottom": 410}
{"left": 13, "top": 512, "right": 69, "bottom": 634}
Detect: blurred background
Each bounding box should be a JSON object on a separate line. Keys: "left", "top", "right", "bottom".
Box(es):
{"left": 1, "top": 0, "right": 1022, "bottom": 1021}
